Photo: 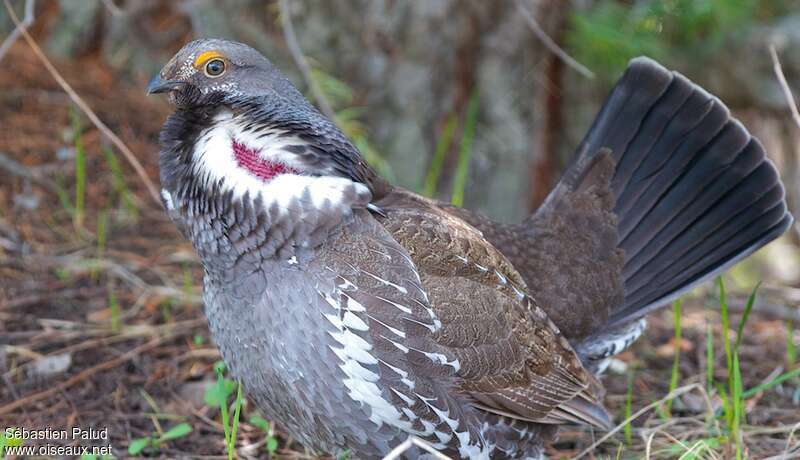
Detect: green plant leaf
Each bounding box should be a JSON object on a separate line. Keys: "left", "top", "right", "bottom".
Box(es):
{"left": 267, "top": 436, "right": 279, "bottom": 453}
{"left": 204, "top": 378, "right": 236, "bottom": 407}
{"left": 157, "top": 423, "right": 193, "bottom": 443}
{"left": 128, "top": 437, "right": 152, "bottom": 455}
{"left": 3, "top": 431, "right": 22, "bottom": 448}
{"left": 249, "top": 415, "right": 269, "bottom": 431}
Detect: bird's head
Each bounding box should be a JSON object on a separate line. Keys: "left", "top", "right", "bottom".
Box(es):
{"left": 147, "top": 38, "right": 305, "bottom": 108}
{"left": 149, "top": 39, "right": 383, "bottom": 246}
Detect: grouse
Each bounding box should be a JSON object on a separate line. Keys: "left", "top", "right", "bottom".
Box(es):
{"left": 148, "top": 38, "right": 794, "bottom": 459}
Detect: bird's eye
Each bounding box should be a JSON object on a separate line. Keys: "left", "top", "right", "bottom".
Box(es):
{"left": 204, "top": 59, "right": 226, "bottom": 77}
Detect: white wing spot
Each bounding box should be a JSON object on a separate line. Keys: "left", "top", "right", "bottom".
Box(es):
{"left": 342, "top": 293, "right": 367, "bottom": 312}
{"left": 323, "top": 286, "right": 421, "bottom": 432}
{"left": 391, "top": 387, "right": 417, "bottom": 406}
{"left": 403, "top": 316, "right": 440, "bottom": 333}
{"left": 360, "top": 269, "right": 409, "bottom": 294}
{"left": 342, "top": 311, "right": 369, "bottom": 331}
{"left": 383, "top": 336, "right": 410, "bottom": 354}
{"left": 375, "top": 295, "right": 413, "bottom": 314}
{"left": 422, "top": 351, "right": 460, "bottom": 371}
{"left": 161, "top": 189, "right": 175, "bottom": 210}
{"left": 367, "top": 314, "right": 406, "bottom": 338}
{"left": 401, "top": 407, "right": 418, "bottom": 420}
{"left": 337, "top": 277, "right": 357, "bottom": 290}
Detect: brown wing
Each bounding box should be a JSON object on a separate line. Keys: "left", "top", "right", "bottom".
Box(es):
{"left": 375, "top": 191, "right": 611, "bottom": 429}
{"left": 310, "top": 211, "right": 486, "bottom": 454}
{"left": 437, "top": 149, "right": 624, "bottom": 340}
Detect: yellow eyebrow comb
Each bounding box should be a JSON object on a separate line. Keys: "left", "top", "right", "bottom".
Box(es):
{"left": 193, "top": 50, "right": 225, "bottom": 68}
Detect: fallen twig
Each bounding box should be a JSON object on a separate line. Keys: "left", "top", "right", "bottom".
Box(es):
{"left": 573, "top": 383, "right": 704, "bottom": 459}
{"left": 99, "top": 0, "right": 124, "bottom": 16}
{"left": 382, "top": 436, "right": 452, "bottom": 460}
{"left": 769, "top": 44, "right": 800, "bottom": 241}
{"left": 278, "top": 0, "right": 338, "bottom": 121}
{"left": 0, "top": 150, "right": 58, "bottom": 192}
{"left": 513, "top": 0, "right": 595, "bottom": 80}
{"left": 770, "top": 44, "right": 800, "bottom": 131}
{"left": 3, "top": 0, "right": 163, "bottom": 207}
{"left": 727, "top": 297, "right": 800, "bottom": 322}
{"left": 0, "top": 0, "right": 33, "bottom": 62}
{"left": 2, "top": 318, "right": 206, "bottom": 381}
{"left": 0, "top": 336, "right": 165, "bottom": 416}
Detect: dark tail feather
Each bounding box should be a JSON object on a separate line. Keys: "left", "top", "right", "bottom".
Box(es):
{"left": 578, "top": 57, "right": 793, "bottom": 329}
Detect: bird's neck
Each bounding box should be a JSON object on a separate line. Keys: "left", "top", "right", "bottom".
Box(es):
{"left": 158, "top": 105, "right": 372, "bottom": 272}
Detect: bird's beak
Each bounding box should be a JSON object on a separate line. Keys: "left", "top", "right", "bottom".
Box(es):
{"left": 146, "top": 74, "right": 184, "bottom": 94}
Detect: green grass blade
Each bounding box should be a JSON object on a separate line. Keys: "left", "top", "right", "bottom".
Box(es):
{"left": 54, "top": 177, "right": 74, "bottom": 215}
{"left": 423, "top": 114, "right": 457, "bottom": 197}
{"left": 103, "top": 146, "right": 138, "bottom": 218}
{"left": 718, "top": 277, "right": 736, "bottom": 432}
{"left": 216, "top": 371, "right": 231, "bottom": 457}
{"left": 70, "top": 108, "right": 86, "bottom": 229}
{"left": 742, "top": 367, "right": 800, "bottom": 398}
{"left": 718, "top": 277, "right": 733, "bottom": 376}
{"left": 108, "top": 281, "right": 120, "bottom": 333}
{"left": 716, "top": 381, "right": 734, "bottom": 437}
{"left": 91, "top": 209, "right": 109, "bottom": 281}
{"left": 228, "top": 382, "right": 244, "bottom": 460}
{"left": 96, "top": 210, "right": 108, "bottom": 259}
{"left": 451, "top": 88, "right": 480, "bottom": 207}
{"left": 786, "top": 319, "right": 796, "bottom": 367}
{"left": 183, "top": 263, "right": 194, "bottom": 307}
{"left": 706, "top": 320, "right": 715, "bottom": 391}
{"left": 666, "top": 299, "right": 682, "bottom": 412}
{"left": 734, "top": 281, "right": 760, "bottom": 352}
{"left": 732, "top": 353, "right": 743, "bottom": 460}
{"left": 624, "top": 370, "right": 634, "bottom": 445}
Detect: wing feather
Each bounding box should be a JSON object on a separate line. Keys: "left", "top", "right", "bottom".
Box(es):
{"left": 375, "top": 192, "right": 611, "bottom": 429}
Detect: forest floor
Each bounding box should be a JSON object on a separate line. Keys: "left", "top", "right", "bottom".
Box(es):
{"left": 1, "top": 43, "right": 799, "bottom": 459}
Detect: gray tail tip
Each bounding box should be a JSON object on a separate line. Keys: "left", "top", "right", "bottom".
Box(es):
{"left": 627, "top": 55, "right": 663, "bottom": 69}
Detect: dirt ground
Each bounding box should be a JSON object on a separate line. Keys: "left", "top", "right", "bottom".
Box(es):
{"left": 1, "top": 43, "right": 799, "bottom": 459}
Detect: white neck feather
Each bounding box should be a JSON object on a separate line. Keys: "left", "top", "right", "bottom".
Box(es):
{"left": 183, "top": 110, "right": 372, "bottom": 222}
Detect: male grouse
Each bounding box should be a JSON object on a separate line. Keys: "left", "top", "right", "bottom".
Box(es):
{"left": 148, "top": 38, "right": 794, "bottom": 459}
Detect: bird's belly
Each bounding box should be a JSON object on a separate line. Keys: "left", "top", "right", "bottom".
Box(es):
{"left": 201, "top": 265, "right": 399, "bottom": 457}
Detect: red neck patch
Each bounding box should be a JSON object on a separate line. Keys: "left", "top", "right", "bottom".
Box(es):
{"left": 232, "top": 141, "right": 298, "bottom": 181}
